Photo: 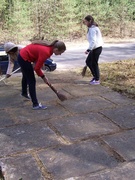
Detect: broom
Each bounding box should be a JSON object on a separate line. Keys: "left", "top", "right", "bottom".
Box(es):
{"left": 81, "top": 65, "right": 87, "bottom": 77}
{"left": 46, "top": 81, "right": 67, "bottom": 101}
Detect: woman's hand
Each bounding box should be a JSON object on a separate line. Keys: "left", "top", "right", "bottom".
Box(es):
{"left": 42, "top": 75, "right": 50, "bottom": 85}
{"left": 85, "top": 49, "right": 91, "bottom": 54}
{"left": 85, "top": 51, "right": 89, "bottom": 54}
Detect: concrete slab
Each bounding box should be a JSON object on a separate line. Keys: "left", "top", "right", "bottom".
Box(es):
{"left": 0, "top": 109, "right": 15, "bottom": 128}
{"left": 6, "top": 103, "right": 70, "bottom": 124}
{"left": 102, "top": 129, "right": 135, "bottom": 161}
{"left": 1, "top": 71, "right": 135, "bottom": 179}
{"left": 0, "top": 121, "right": 61, "bottom": 156}
{"left": 63, "top": 84, "right": 112, "bottom": 98}
{"left": 49, "top": 113, "right": 119, "bottom": 142}
{"left": 75, "top": 161, "right": 135, "bottom": 180}
{"left": 63, "top": 84, "right": 94, "bottom": 98}
{"left": 101, "top": 105, "right": 135, "bottom": 128}
{"left": 0, "top": 154, "right": 44, "bottom": 180}
{"left": 61, "top": 96, "right": 115, "bottom": 114}
{"left": 0, "top": 90, "right": 21, "bottom": 109}
{"left": 38, "top": 140, "right": 118, "bottom": 180}
{"left": 100, "top": 91, "right": 135, "bottom": 105}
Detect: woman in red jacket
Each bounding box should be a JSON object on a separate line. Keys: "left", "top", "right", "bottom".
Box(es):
{"left": 18, "top": 40, "right": 66, "bottom": 110}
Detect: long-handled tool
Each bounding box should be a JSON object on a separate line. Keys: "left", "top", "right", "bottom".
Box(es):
{"left": 81, "top": 65, "right": 87, "bottom": 77}
{"left": 46, "top": 81, "right": 67, "bottom": 101}
{"left": 0, "top": 67, "right": 21, "bottom": 82}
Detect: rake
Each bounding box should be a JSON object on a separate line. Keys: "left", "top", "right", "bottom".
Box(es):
{"left": 0, "top": 67, "right": 21, "bottom": 83}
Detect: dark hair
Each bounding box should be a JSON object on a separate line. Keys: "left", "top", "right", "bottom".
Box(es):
{"left": 8, "top": 47, "right": 18, "bottom": 53}
{"left": 32, "top": 40, "right": 66, "bottom": 51}
{"left": 84, "top": 15, "right": 98, "bottom": 27}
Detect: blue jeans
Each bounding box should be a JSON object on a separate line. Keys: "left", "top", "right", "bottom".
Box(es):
{"left": 18, "top": 54, "right": 38, "bottom": 106}
{"left": 86, "top": 46, "right": 102, "bottom": 81}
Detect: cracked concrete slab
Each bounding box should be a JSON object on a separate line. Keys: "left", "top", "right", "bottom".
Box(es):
{"left": 0, "top": 71, "right": 135, "bottom": 180}
{"left": 0, "top": 121, "right": 61, "bottom": 156}
{"left": 38, "top": 140, "right": 119, "bottom": 180}
{"left": 100, "top": 105, "right": 135, "bottom": 129}
{"left": 0, "top": 154, "right": 44, "bottom": 180}
{"left": 49, "top": 113, "right": 119, "bottom": 142}
{"left": 102, "top": 129, "right": 135, "bottom": 161}
{"left": 61, "top": 96, "right": 115, "bottom": 114}
{"left": 75, "top": 161, "right": 135, "bottom": 180}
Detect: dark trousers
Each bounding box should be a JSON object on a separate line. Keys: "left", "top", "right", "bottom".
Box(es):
{"left": 18, "top": 54, "right": 38, "bottom": 106}
{"left": 86, "top": 46, "right": 102, "bottom": 81}
{"left": 22, "top": 75, "right": 28, "bottom": 95}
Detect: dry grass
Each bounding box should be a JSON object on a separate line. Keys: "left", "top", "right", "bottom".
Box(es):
{"left": 100, "top": 59, "right": 135, "bottom": 99}
{"left": 78, "top": 59, "right": 135, "bottom": 99}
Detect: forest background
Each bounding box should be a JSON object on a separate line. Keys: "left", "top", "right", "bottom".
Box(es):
{"left": 0, "top": 0, "right": 135, "bottom": 44}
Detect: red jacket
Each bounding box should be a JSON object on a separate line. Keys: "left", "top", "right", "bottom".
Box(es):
{"left": 20, "top": 44, "right": 53, "bottom": 77}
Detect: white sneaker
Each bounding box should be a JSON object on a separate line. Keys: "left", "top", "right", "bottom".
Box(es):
{"left": 33, "top": 103, "right": 47, "bottom": 110}
{"left": 90, "top": 80, "right": 100, "bottom": 85}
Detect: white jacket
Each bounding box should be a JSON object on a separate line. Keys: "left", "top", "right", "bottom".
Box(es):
{"left": 87, "top": 25, "right": 104, "bottom": 50}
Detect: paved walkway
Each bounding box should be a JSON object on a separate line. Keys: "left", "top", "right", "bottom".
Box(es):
{"left": 0, "top": 71, "right": 135, "bottom": 180}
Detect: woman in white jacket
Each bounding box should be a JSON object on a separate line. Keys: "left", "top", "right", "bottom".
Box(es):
{"left": 83, "top": 15, "right": 103, "bottom": 85}
{"left": 4, "top": 42, "right": 30, "bottom": 99}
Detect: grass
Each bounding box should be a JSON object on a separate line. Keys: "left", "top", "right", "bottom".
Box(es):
{"left": 100, "top": 59, "right": 135, "bottom": 99}
{"left": 80, "top": 59, "right": 135, "bottom": 99}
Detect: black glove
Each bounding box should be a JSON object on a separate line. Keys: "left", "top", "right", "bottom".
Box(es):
{"left": 86, "top": 49, "right": 91, "bottom": 53}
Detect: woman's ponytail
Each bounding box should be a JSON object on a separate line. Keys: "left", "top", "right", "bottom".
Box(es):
{"left": 32, "top": 40, "right": 66, "bottom": 51}
{"left": 32, "top": 40, "right": 58, "bottom": 46}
